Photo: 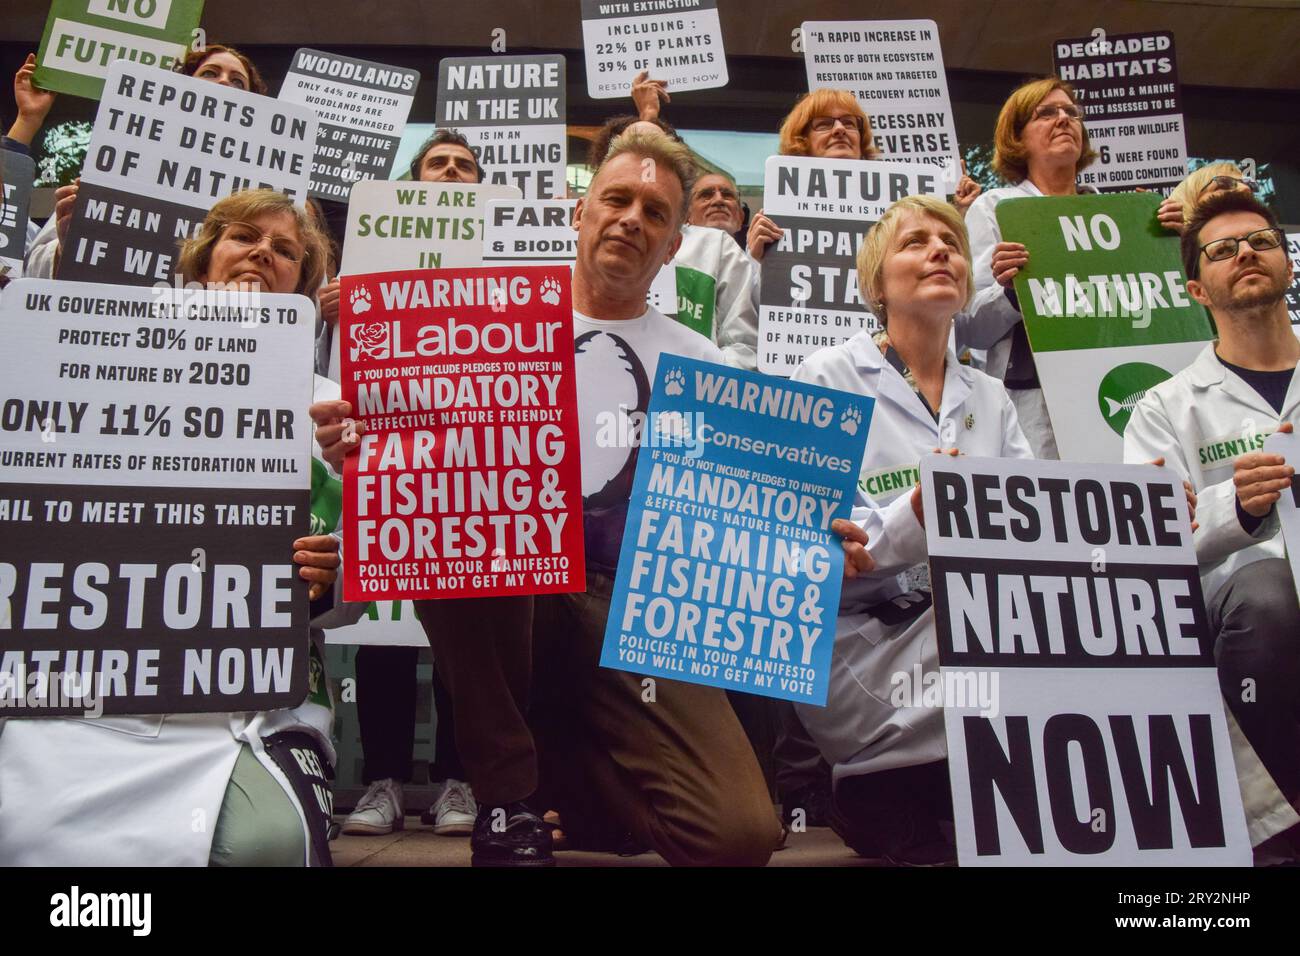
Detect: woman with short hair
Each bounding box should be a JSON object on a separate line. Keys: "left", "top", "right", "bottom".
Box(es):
{"left": 797, "top": 194, "right": 1033, "bottom": 864}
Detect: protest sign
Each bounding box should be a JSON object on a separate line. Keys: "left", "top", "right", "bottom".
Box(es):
{"left": 1054, "top": 30, "right": 1188, "bottom": 193}
{"left": 338, "top": 266, "right": 584, "bottom": 602}
{"left": 921, "top": 455, "right": 1251, "bottom": 866}
{"left": 600, "top": 355, "right": 870, "bottom": 703}
{"left": 278, "top": 49, "right": 419, "bottom": 202}
{"left": 581, "top": 0, "right": 728, "bottom": 99}
{"left": 482, "top": 199, "right": 577, "bottom": 267}
{"left": 1285, "top": 233, "right": 1300, "bottom": 337}
{"left": 0, "top": 151, "right": 35, "bottom": 280}
{"left": 341, "top": 180, "right": 522, "bottom": 275}
{"left": 997, "top": 192, "right": 1212, "bottom": 462}
{"left": 332, "top": 180, "right": 521, "bottom": 381}
{"left": 758, "top": 155, "right": 943, "bottom": 375}
{"left": 801, "top": 20, "right": 960, "bottom": 185}
{"left": 436, "top": 54, "right": 566, "bottom": 200}
{"left": 321, "top": 600, "right": 427, "bottom": 647}
{"left": 1265, "top": 431, "right": 1300, "bottom": 594}
{"left": 0, "top": 279, "right": 315, "bottom": 717}
{"left": 34, "top": 0, "right": 203, "bottom": 100}
{"left": 59, "top": 61, "right": 317, "bottom": 287}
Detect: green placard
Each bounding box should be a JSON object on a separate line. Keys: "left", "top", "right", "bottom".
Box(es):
{"left": 34, "top": 0, "right": 205, "bottom": 101}
{"left": 996, "top": 193, "right": 1212, "bottom": 353}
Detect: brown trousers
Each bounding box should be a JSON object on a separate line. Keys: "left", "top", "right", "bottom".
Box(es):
{"left": 418, "top": 573, "right": 782, "bottom": 866}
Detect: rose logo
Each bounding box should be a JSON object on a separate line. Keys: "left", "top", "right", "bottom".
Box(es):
{"left": 351, "top": 321, "right": 390, "bottom": 361}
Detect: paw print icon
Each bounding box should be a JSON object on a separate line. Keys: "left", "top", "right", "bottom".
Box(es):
{"left": 840, "top": 405, "right": 862, "bottom": 435}
{"left": 539, "top": 276, "right": 562, "bottom": 306}
{"left": 663, "top": 367, "right": 686, "bottom": 396}
{"left": 350, "top": 285, "right": 373, "bottom": 314}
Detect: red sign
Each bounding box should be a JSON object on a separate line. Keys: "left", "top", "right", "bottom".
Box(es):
{"left": 340, "top": 266, "right": 584, "bottom": 601}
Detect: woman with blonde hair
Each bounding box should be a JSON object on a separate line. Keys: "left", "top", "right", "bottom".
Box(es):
{"left": 797, "top": 193, "right": 1032, "bottom": 863}
{"left": 1157, "top": 162, "right": 1257, "bottom": 234}
{"left": 963, "top": 77, "right": 1099, "bottom": 460}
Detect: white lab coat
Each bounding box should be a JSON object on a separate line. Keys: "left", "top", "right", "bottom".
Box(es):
{"left": 669, "top": 224, "right": 760, "bottom": 370}
{"left": 964, "top": 180, "right": 1099, "bottom": 460}
{"left": 789, "top": 331, "right": 1032, "bottom": 777}
{"left": 1124, "top": 343, "right": 1294, "bottom": 601}
{"left": 1123, "top": 342, "right": 1300, "bottom": 848}
{"left": 0, "top": 375, "right": 341, "bottom": 866}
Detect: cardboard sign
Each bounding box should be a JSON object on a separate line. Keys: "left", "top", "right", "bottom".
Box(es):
{"left": 0, "top": 151, "right": 35, "bottom": 280}
{"left": 482, "top": 199, "right": 577, "bottom": 266}
{"left": 1265, "top": 431, "right": 1300, "bottom": 594}
{"left": 1054, "top": 30, "right": 1188, "bottom": 193}
{"left": 338, "top": 266, "right": 584, "bottom": 602}
{"left": 60, "top": 61, "right": 317, "bottom": 286}
{"left": 581, "top": 0, "right": 728, "bottom": 99}
{"left": 997, "top": 193, "right": 1212, "bottom": 462}
{"left": 599, "top": 355, "right": 869, "bottom": 703}
{"left": 436, "top": 54, "right": 566, "bottom": 200}
{"left": 34, "top": 0, "right": 204, "bottom": 100}
{"left": 922, "top": 455, "right": 1251, "bottom": 866}
{"left": 801, "top": 19, "right": 960, "bottom": 184}
{"left": 757, "top": 155, "right": 943, "bottom": 375}
{"left": 278, "top": 49, "right": 419, "bottom": 202}
{"left": 0, "top": 279, "right": 314, "bottom": 717}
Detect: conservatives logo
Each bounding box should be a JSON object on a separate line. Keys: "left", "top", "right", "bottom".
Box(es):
{"left": 1096, "top": 362, "right": 1173, "bottom": 436}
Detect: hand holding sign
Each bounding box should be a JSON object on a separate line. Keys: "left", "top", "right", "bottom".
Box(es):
{"left": 309, "top": 399, "right": 364, "bottom": 473}
{"left": 831, "top": 518, "right": 874, "bottom": 579}
{"left": 1236, "top": 421, "right": 1295, "bottom": 518}
{"left": 990, "top": 241, "right": 1028, "bottom": 288}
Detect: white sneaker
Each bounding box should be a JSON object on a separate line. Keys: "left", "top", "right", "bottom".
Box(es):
{"left": 341, "top": 778, "right": 405, "bottom": 835}
{"left": 429, "top": 779, "right": 477, "bottom": 836}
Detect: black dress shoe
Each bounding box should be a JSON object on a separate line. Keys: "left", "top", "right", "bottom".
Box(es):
{"left": 471, "top": 802, "right": 555, "bottom": 868}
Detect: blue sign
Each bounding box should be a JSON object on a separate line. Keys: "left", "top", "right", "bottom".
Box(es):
{"left": 600, "top": 354, "right": 873, "bottom": 705}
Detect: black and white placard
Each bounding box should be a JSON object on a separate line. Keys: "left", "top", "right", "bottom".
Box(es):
{"left": 0, "top": 151, "right": 35, "bottom": 280}
{"left": 436, "top": 54, "right": 566, "bottom": 200}
{"left": 481, "top": 198, "right": 577, "bottom": 266}
{"left": 0, "top": 280, "right": 316, "bottom": 716}
{"left": 581, "top": 0, "right": 728, "bottom": 99}
{"left": 278, "top": 48, "right": 419, "bottom": 201}
{"left": 758, "top": 155, "right": 943, "bottom": 375}
{"left": 922, "top": 455, "right": 1251, "bottom": 866}
{"left": 60, "top": 60, "right": 317, "bottom": 286}
{"left": 802, "top": 20, "right": 959, "bottom": 185}
{"left": 1054, "top": 30, "right": 1188, "bottom": 193}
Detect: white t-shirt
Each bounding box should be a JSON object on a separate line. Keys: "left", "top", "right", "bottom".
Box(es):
{"left": 572, "top": 305, "right": 723, "bottom": 571}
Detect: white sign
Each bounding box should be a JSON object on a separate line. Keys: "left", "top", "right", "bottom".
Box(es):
{"left": 921, "top": 455, "right": 1252, "bottom": 866}
{"left": 481, "top": 198, "right": 576, "bottom": 266}
{"left": 436, "top": 54, "right": 566, "bottom": 200}
{"left": 757, "top": 155, "right": 943, "bottom": 375}
{"left": 802, "top": 19, "right": 959, "bottom": 185}
{"left": 581, "top": 0, "right": 728, "bottom": 99}
{"left": 341, "top": 180, "right": 522, "bottom": 276}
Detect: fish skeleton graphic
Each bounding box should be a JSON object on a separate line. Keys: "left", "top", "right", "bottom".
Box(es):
{"left": 1103, "top": 388, "right": 1150, "bottom": 418}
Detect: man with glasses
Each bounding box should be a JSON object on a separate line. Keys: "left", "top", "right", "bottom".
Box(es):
{"left": 1125, "top": 189, "right": 1300, "bottom": 860}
